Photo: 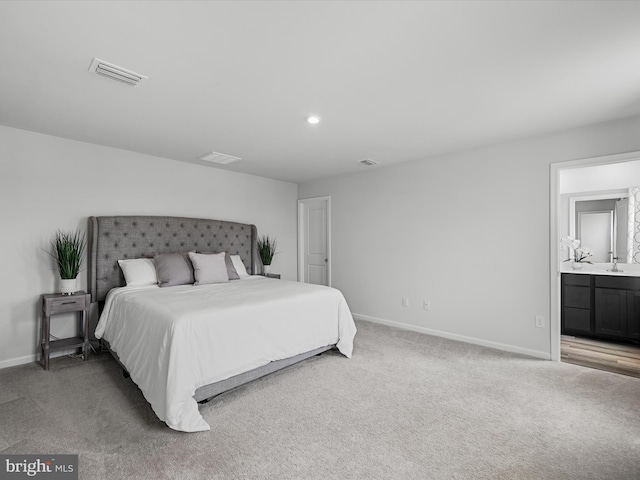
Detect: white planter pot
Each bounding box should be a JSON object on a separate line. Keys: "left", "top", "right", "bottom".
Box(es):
{"left": 60, "top": 278, "right": 77, "bottom": 295}
{"left": 263, "top": 264, "right": 271, "bottom": 275}
{"left": 571, "top": 262, "right": 584, "bottom": 271}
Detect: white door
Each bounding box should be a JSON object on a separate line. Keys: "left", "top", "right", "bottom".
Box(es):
{"left": 578, "top": 211, "right": 612, "bottom": 263}
{"left": 298, "top": 197, "right": 330, "bottom": 286}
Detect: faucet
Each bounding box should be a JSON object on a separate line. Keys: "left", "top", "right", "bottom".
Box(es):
{"left": 609, "top": 256, "right": 622, "bottom": 273}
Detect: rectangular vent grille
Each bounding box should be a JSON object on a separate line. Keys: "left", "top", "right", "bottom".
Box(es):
{"left": 359, "top": 159, "right": 379, "bottom": 166}
{"left": 198, "top": 151, "right": 242, "bottom": 165}
{"left": 88, "top": 58, "right": 147, "bottom": 86}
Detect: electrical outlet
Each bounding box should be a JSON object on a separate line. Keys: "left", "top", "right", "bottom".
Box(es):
{"left": 423, "top": 301, "right": 430, "bottom": 311}
{"left": 535, "top": 315, "right": 545, "bottom": 328}
{"left": 402, "top": 297, "right": 409, "bottom": 307}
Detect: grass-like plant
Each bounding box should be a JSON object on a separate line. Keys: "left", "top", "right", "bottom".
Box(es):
{"left": 257, "top": 235, "right": 277, "bottom": 266}
{"left": 50, "top": 229, "right": 85, "bottom": 279}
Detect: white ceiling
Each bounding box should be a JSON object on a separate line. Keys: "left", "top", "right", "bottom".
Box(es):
{"left": 1, "top": 1, "right": 639, "bottom": 184}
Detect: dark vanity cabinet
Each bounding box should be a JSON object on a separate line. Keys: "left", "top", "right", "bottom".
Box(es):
{"left": 562, "top": 274, "right": 591, "bottom": 334}
{"left": 562, "top": 273, "right": 640, "bottom": 343}
{"left": 628, "top": 290, "right": 640, "bottom": 339}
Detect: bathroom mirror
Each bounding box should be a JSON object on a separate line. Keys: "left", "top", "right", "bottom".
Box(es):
{"left": 577, "top": 209, "right": 614, "bottom": 263}
{"left": 570, "top": 191, "right": 638, "bottom": 264}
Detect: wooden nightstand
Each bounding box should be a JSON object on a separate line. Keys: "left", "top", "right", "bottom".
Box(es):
{"left": 41, "top": 291, "right": 91, "bottom": 370}
{"left": 261, "top": 273, "right": 281, "bottom": 279}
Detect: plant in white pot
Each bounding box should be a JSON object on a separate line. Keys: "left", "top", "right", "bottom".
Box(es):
{"left": 49, "top": 229, "right": 85, "bottom": 294}
{"left": 257, "top": 235, "right": 277, "bottom": 274}
{"left": 560, "top": 236, "right": 593, "bottom": 270}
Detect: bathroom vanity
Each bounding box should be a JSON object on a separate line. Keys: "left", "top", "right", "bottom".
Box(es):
{"left": 562, "top": 271, "right": 640, "bottom": 343}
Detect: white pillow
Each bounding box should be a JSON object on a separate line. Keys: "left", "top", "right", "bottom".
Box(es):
{"left": 189, "top": 252, "right": 230, "bottom": 285}
{"left": 118, "top": 258, "right": 158, "bottom": 286}
{"left": 230, "top": 254, "right": 250, "bottom": 278}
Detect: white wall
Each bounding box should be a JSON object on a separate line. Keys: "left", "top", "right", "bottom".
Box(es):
{"left": 0, "top": 125, "right": 297, "bottom": 368}
{"left": 560, "top": 158, "right": 640, "bottom": 193}
{"left": 299, "top": 115, "right": 640, "bottom": 359}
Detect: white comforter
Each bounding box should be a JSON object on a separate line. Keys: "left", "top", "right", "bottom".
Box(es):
{"left": 95, "top": 276, "right": 356, "bottom": 432}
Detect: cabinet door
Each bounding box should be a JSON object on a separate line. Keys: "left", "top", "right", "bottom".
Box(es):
{"left": 562, "top": 307, "right": 591, "bottom": 333}
{"left": 561, "top": 277, "right": 592, "bottom": 334}
{"left": 627, "top": 290, "right": 640, "bottom": 340}
{"left": 563, "top": 285, "right": 591, "bottom": 309}
{"left": 595, "top": 288, "right": 627, "bottom": 337}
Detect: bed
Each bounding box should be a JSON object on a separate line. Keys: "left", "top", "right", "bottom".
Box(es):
{"left": 88, "top": 215, "right": 356, "bottom": 432}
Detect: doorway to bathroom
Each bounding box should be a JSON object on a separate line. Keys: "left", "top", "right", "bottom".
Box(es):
{"left": 551, "top": 151, "right": 640, "bottom": 378}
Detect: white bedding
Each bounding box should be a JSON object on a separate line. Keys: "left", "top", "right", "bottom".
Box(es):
{"left": 95, "top": 276, "right": 356, "bottom": 432}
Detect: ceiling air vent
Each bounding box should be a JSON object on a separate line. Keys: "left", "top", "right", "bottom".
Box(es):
{"left": 198, "top": 151, "right": 242, "bottom": 165}
{"left": 359, "top": 159, "right": 379, "bottom": 167}
{"left": 88, "top": 58, "right": 147, "bottom": 86}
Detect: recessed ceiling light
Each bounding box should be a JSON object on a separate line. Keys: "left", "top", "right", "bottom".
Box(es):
{"left": 88, "top": 58, "right": 147, "bottom": 87}
{"left": 359, "top": 159, "right": 379, "bottom": 166}
{"left": 198, "top": 151, "right": 241, "bottom": 165}
{"left": 306, "top": 115, "right": 321, "bottom": 125}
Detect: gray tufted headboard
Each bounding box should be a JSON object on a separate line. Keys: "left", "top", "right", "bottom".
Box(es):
{"left": 88, "top": 215, "right": 258, "bottom": 303}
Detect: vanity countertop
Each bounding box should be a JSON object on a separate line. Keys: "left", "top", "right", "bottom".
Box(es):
{"left": 561, "top": 263, "right": 640, "bottom": 277}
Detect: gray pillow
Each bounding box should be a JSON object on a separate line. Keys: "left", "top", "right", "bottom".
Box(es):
{"left": 188, "top": 252, "right": 229, "bottom": 285}
{"left": 223, "top": 252, "right": 241, "bottom": 280}
{"left": 154, "top": 252, "right": 194, "bottom": 287}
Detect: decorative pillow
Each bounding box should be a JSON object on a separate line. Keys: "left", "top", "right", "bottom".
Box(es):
{"left": 223, "top": 253, "right": 241, "bottom": 280}
{"left": 196, "top": 251, "right": 240, "bottom": 280}
{"left": 230, "top": 254, "right": 250, "bottom": 278}
{"left": 118, "top": 258, "right": 158, "bottom": 286}
{"left": 154, "top": 252, "right": 194, "bottom": 287}
{"left": 188, "top": 252, "right": 229, "bottom": 285}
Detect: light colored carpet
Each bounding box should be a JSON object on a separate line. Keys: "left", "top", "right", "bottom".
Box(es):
{"left": 1, "top": 320, "right": 639, "bottom": 479}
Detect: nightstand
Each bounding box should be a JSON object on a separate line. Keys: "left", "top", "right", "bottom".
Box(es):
{"left": 261, "top": 273, "right": 281, "bottom": 279}
{"left": 41, "top": 291, "right": 91, "bottom": 370}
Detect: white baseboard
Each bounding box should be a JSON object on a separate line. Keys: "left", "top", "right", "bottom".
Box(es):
{"left": 0, "top": 353, "right": 37, "bottom": 370}
{"left": 2, "top": 316, "right": 550, "bottom": 370}
{"left": 0, "top": 348, "right": 81, "bottom": 370}
{"left": 352, "top": 313, "right": 551, "bottom": 360}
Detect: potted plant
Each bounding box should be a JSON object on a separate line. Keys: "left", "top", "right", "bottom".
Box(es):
{"left": 560, "top": 236, "right": 593, "bottom": 270}
{"left": 257, "top": 235, "right": 277, "bottom": 274}
{"left": 49, "top": 229, "right": 85, "bottom": 294}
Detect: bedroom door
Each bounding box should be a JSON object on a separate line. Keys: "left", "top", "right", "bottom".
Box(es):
{"left": 298, "top": 197, "right": 331, "bottom": 286}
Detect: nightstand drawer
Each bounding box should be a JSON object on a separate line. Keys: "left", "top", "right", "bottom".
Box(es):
{"left": 262, "top": 273, "right": 281, "bottom": 279}
{"left": 43, "top": 292, "right": 90, "bottom": 315}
